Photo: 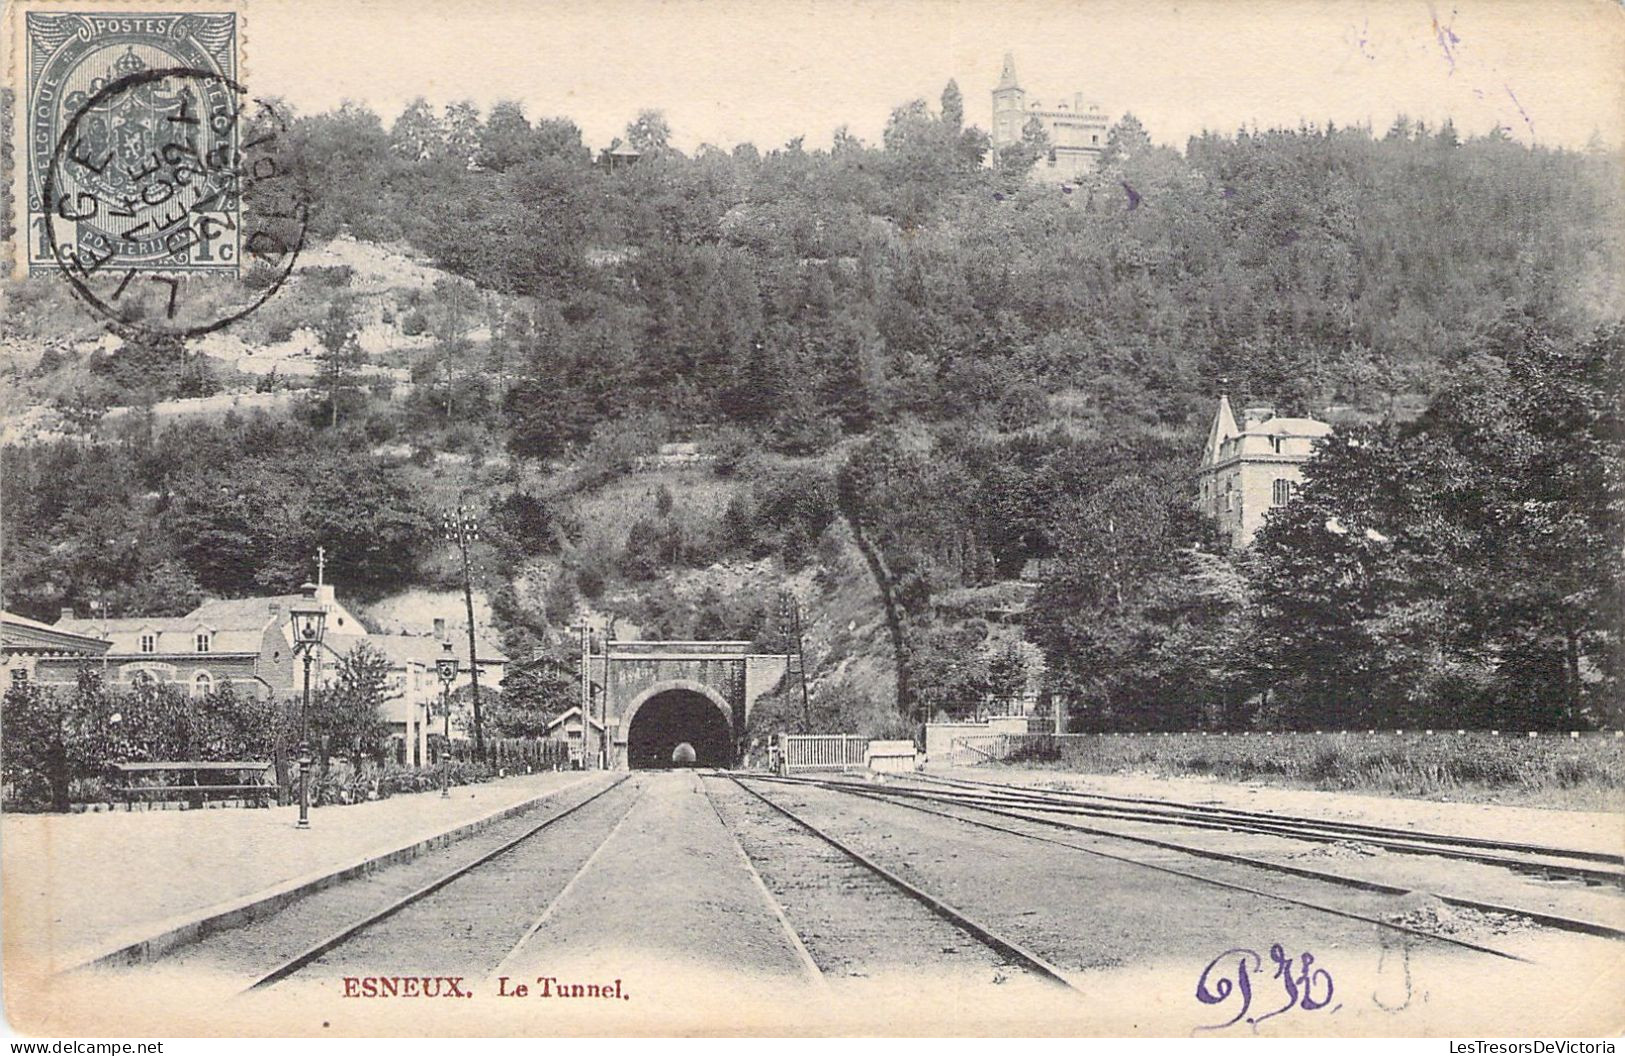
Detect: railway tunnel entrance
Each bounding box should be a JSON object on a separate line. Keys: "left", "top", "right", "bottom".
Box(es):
{"left": 591, "top": 641, "right": 788, "bottom": 770}
{"left": 626, "top": 688, "right": 733, "bottom": 769}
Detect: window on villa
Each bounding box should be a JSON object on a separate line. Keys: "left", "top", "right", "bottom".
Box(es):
{"left": 10, "top": 668, "right": 28, "bottom": 685}
{"left": 1272, "top": 479, "right": 1296, "bottom": 506}
{"left": 196, "top": 632, "right": 210, "bottom": 653}
{"left": 140, "top": 633, "right": 156, "bottom": 654}
{"left": 192, "top": 672, "right": 213, "bottom": 697}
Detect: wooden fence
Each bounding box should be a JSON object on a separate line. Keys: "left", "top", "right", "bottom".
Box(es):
{"left": 445, "top": 737, "right": 574, "bottom": 771}
{"left": 777, "top": 733, "right": 870, "bottom": 774}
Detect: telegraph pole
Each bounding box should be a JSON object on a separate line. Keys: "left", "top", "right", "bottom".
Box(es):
{"left": 780, "top": 591, "right": 812, "bottom": 730}
{"left": 577, "top": 622, "right": 592, "bottom": 769}
{"left": 443, "top": 506, "right": 484, "bottom": 758}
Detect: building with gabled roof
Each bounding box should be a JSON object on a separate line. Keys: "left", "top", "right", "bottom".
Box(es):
{"left": 354, "top": 625, "right": 508, "bottom": 765}
{"left": 1196, "top": 396, "right": 1332, "bottom": 548}
{"left": 2, "top": 610, "right": 111, "bottom": 689}
{"left": 543, "top": 705, "right": 605, "bottom": 766}
{"left": 48, "top": 584, "right": 368, "bottom": 700}
{"left": 41, "top": 581, "right": 508, "bottom": 766}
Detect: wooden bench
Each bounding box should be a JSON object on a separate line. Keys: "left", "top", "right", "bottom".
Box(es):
{"left": 111, "top": 761, "right": 275, "bottom": 809}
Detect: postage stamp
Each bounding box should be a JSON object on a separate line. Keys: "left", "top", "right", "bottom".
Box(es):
{"left": 0, "top": 0, "right": 1621, "bottom": 1045}
{"left": 24, "top": 11, "right": 241, "bottom": 271}
{"left": 15, "top": 5, "right": 307, "bottom": 336}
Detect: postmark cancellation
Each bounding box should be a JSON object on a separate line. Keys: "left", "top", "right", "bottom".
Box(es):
{"left": 20, "top": 8, "right": 242, "bottom": 272}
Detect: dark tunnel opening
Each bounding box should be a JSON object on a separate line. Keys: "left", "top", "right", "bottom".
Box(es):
{"left": 626, "top": 689, "right": 734, "bottom": 769}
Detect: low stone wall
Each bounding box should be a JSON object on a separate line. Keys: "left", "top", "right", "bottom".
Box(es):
{"left": 865, "top": 740, "right": 917, "bottom": 773}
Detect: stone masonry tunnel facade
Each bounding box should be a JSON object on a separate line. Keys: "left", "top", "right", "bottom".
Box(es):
{"left": 587, "top": 641, "right": 790, "bottom": 770}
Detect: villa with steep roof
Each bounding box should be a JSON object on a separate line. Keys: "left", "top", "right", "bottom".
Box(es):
{"left": 1196, "top": 397, "right": 1332, "bottom": 548}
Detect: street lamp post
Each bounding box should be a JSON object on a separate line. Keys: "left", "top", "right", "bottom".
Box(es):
{"left": 288, "top": 583, "right": 328, "bottom": 831}
{"left": 436, "top": 640, "right": 460, "bottom": 799}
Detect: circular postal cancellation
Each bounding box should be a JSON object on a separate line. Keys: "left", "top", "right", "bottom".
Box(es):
{"left": 19, "top": 8, "right": 307, "bottom": 337}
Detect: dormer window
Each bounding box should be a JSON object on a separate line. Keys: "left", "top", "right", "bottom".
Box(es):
{"left": 196, "top": 632, "right": 211, "bottom": 653}
{"left": 139, "top": 633, "right": 157, "bottom": 654}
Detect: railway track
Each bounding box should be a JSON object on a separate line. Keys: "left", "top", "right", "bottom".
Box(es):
{"left": 754, "top": 772, "right": 1625, "bottom": 947}
{"left": 245, "top": 774, "right": 641, "bottom": 991}
{"left": 712, "top": 772, "right": 1083, "bottom": 994}
{"left": 166, "top": 766, "right": 1615, "bottom": 1000}
{"left": 239, "top": 772, "right": 857, "bottom": 996}
{"left": 903, "top": 773, "right": 1625, "bottom": 885}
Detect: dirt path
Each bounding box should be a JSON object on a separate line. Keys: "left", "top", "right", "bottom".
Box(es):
{"left": 1, "top": 771, "right": 598, "bottom": 973}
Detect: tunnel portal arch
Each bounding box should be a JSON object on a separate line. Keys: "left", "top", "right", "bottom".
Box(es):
{"left": 622, "top": 680, "right": 735, "bottom": 769}
{"left": 590, "top": 642, "right": 789, "bottom": 770}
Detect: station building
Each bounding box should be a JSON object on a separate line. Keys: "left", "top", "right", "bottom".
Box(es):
{"left": 2, "top": 610, "right": 111, "bottom": 688}
{"left": 46, "top": 584, "right": 505, "bottom": 765}
{"left": 48, "top": 584, "right": 370, "bottom": 699}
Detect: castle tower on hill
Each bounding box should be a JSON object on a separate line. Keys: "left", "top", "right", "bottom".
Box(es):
{"left": 1197, "top": 397, "right": 1332, "bottom": 549}
{"left": 991, "top": 52, "right": 1110, "bottom": 183}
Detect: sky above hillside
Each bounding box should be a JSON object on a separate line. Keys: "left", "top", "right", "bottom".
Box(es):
{"left": 250, "top": 0, "right": 1623, "bottom": 153}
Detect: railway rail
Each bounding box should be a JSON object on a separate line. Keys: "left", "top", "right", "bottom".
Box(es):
{"left": 905, "top": 773, "right": 1625, "bottom": 884}
{"left": 713, "top": 772, "right": 1084, "bottom": 994}
{"left": 247, "top": 771, "right": 1014, "bottom": 996}
{"left": 245, "top": 775, "right": 640, "bottom": 991}
{"left": 133, "top": 766, "right": 1617, "bottom": 1000}
{"left": 243, "top": 769, "right": 1084, "bottom": 997}
{"left": 751, "top": 772, "right": 1625, "bottom": 947}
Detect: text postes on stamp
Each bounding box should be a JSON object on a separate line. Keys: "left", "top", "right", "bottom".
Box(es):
{"left": 27, "top": 12, "right": 239, "bottom": 272}
{"left": 25, "top": 11, "right": 307, "bottom": 336}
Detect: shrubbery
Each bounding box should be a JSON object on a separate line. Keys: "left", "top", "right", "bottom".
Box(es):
{"left": 1002, "top": 732, "right": 1625, "bottom": 808}
{"left": 1, "top": 674, "right": 284, "bottom": 812}
{"left": 747, "top": 680, "right": 911, "bottom": 741}
{"left": 0, "top": 664, "right": 519, "bottom": 812}
{"left": 312, "top": 758, "right": 493, "bottom": 806}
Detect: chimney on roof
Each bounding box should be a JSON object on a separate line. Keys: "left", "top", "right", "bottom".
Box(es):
{"left": 433, "top": 617, "right": 446, "bottom": 640}
{"left": 1242, "top": 404, "right": 1275, "bottom": 427}
{"left": 59, "top": 606, "right": 74, "bottom": 622}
